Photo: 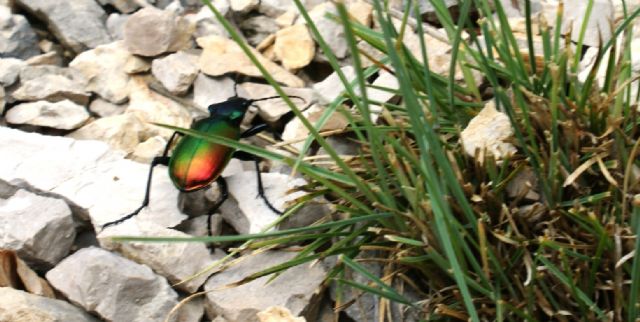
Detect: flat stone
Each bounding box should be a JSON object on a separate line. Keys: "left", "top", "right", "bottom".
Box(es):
{"left": 152, "top": 51, "right": 199, "bottom": 95}
{"left": 240, "top": 82, "right": 315, "bottom": 122}
{"left": 15, "top": 0, "right": 112, "bottom": 53}
{"left": 275, "top": 10, "right": 297, "bottom": 28}
{"left": 257, "top": 306, "right": 306, "bottom": 322}
{"left": 186, "top": 4, "right": 230, "bottom": 39}
{"left": 348, "top": 0, "right": 373, "bottom": 26}
{"left": 0, "top": 87, "right": 4, "bottom": 115}
{"left": 12, "top": 68, "right": 90, "bottom": 105}
{"left": 0, "top": 189, "right": 75, "bottom": 268}
{"left": 0, "top": 127, "right": 185, "bottom": 230}
{"left": 239, "top": 15, "right": 279, "bottom": 46}
{"left": 70, "top": 41, "right": 150, "bottom": 104}
{"left": 89, "top": 97, "right": 126, "bottom": 117}
{"left": 193, "top": 74, "right": 237, "bottom": 113}
{"left": 25, "top": 51, "right": 62, "bottom": 66}
{"left": 46, "top": 247, "right": 180, "bottom": 322}
{"left": 132, "top": 135, "right": 167, "bottom": 163}
{"left": 543, "top": 0, "right": 614, "bottom": 47}
{"left": 281, "top": 104, "right": 348, "bottom": 151}
{"left": 106, "top": 13, "right": 129, "bottom": 41}
{"left": 197, "top": 35, "right": 304, "bottom": 88}
{"left": 0, "top": 249, "right": 56, "bottom": 298}
{"left": 0, "top": 7, "right": 40, "bottom": 59}
{"left": 274, "top": 24, "right": 315, "bottom": 70}
{"left": 307, "top": 3, "right": 348, "bottom": 60}
{"left": 0, "top": 57, "right": 25, "bottom": 86}
{"left": 460, "top": 100, "right": 516, "bottom": 160}
{"left": 204, "top": 251, "right": 325, "bottom": 322}
{"left": 68, "top": 112, "right": 152, "bottom": 153}
{"left": 97, "top": 0, "right": 140, "bottom": 13}
{"left": 230, "top": 0, "right": 259, "bottom": 13}
{"left": 0, "top": 287, "right": 99, "bottom": 322}
{"left": 6, "top": 99, "right": 90, "bottom": 130}
{"left": 312, "top": 66, "right": 356, "bottom": 105}
{"left": 124, "top": 7, "right": 192, "bottom": 57}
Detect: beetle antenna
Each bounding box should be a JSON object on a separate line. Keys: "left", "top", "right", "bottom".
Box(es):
{"left": 250, "top": 95, "right": 306, "bottom": 104}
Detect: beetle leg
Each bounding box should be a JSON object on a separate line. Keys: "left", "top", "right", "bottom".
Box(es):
{"left": 233, "top": 151, "right": 283, "bottom": 215}
{"left": 240, "top": 123, "right": 269, "bottom": 138}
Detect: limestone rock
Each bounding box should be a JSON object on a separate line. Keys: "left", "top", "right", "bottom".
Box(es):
{"left": 0, "top": 57, "right": 25, "bottom": 86}
{"left": 15, "top": 0, "right": 112, "bottom": 53}
{"left": 282, "top": 104, "right": 348, "bottom": 151}
{"left": 0, "top": 6, "right": 40, "bottom": 59}
{"left": 132, "top": 135, "right": 167, "bottom": 163}
{"left": 46, "top": 247, "right": 179, "bottom": 322}
{"left": 204, "top": 251, "right": 325, "bottom": 322}
{"left": 241, "top": 82, "right": 315, "bottom": 122}
{"left": 186, "top": 4, "right": 230, "bottom": 39}
{"left": 0, "top": 189, "right": 75, "bottom": 268}
{"left": 240, "top": 15, "right": 279, "bottom": 46}
{"left": 0, "top": 86, "right": 4, "bottom": 115}
{"left": 25, "top": 51, "right": 62, "bottom": 66}
{"left": 460, "top": 101, "right": 516, "bottom": 160}
{"left": 6, "top": 99, "right": 90, "bottom": 130}
{"left": 12, "top": 69, "right": 89, "bottom": 105}
{"left": 197, "top": 35, "right": 304, "bottom": 88}
{"left": 230, "top": 0, "right": 259, "bottom": 13}
{"left": 124, "top": 7, "right": 193, "bottom": 57}
{"left": 348, "top": 0, "right": 373, "bottom": 26}
{"left": 257, "top": 306, "right": 306, "bottom": 322}
{"left": 307, "top": 3, "right": 348, "bottom": 60}
{"left": 70, "top": 41, "right": 150, "bottom": 104}
{"left": 106, "top": 12, "right": 129, "bottom": 40}
{"left": 193, "top": 74, "right": 237, "bottom": 113}
{"left": 0, "top": 287, "right": 99, "bottom": 322}
{"left": 312, "top": 66, "right": 356, "bottom": 105}
{"left": 152, "top": 51, "right": 199, "bottom": 95}
{"left": 97, "top": 0, "right": 140, "bottom": 13}
{"left": 274, "top": 24, "right": 315, "bottom": 70}
{"left": 89, "top": 97, "right": 126, "bottom": 117}
{"left": 68, "top": 112, "right": 151, "bottom": 153}
{"left": 542, "top": 0, "right": 614, "bottom": 47}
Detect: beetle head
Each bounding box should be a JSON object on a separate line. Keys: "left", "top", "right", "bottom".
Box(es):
{"left": 207, "top": 96, "right": 253, "bottom": 121}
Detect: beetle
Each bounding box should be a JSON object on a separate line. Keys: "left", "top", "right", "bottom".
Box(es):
{"left": 101, "top": 84, "right": 304, "bottom": 232}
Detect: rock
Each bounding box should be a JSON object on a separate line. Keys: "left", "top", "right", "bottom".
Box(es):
{"left": 197, "top": 35, "right": 305, "bottom": 88}
{"left": 230, "top": 0, "right": 259, "bottom": 13}
{"left": 97, "top": 0, "right": 140, "bottom": 13}
{"left": 281, "top": 104, "right": 349, "bottom": 151}
{"left": 0, "top": 189, "right": 75, "bottom": 268}
{"left": 193, "top": 74, "right": 237, "bottom": 112}
{"left": 307, "top": 3, "right": 348, "bottom": 60}
{"left": 46, "top": 247, "right": 180, "bottom": 322}
{"left": 152, "top": 51, "right": 199, "bottom": 95}
{"left": 6, "top": 99, "right": 90, "bottom": 130}
{"left": 70, "top": 41, "right": 150, "bottom": 104}
{"left": 312, "top": 66, "right": 356, "bottom": 105}
{"left": 204, "top": 251, "right": 325, "bottom": 322}
{"left": 506, "top": 167, "right": 540, "bottom": 201}
{"left": 0, "top": 127, "right": 185, "bottom": 230}
{"left": 361, "top": 70, "right": 399, "bottom": 122}
{"left": 0, "top": 7, "right": 40, "bottom": 59}
{"left": 241, "top": 82, "right": 315, "bottom": 122}
{"left": 221, "top": 171, "right": 307, "bottom": 234}
{"left": 460, "top": 100, "right": 516, "bottom": 160}
{"left": 0, "top": 249, "right": 56, "bottom": 298}
{"left": 275, "top": 10, "right": 297, "bottom": 28}
{"left": 348, "top": 0, "right": 373, "bottom": 26}
{"left": 176, "top": 214, "right": 220, "bottom": 237}
{"left": 124, "top": 7, "right": 192, "bottom": 57}
{"left": 0, "top": 57, "right": 25, "bottom": 86}
{"left": 0, "top": 86, "right": 4, "bottom": 115}
{"left": 274, "top": 24, "right": 315, "bottom": 70}
{"left": 542, "top": 0, "right": 613, "bottom": 47}
{"left": 89, "top": 97, "right": 126, "bottom": 117}
{"left": 409, "top": 0, "right": 458, "bottom": 17}
{"left": 106, "top": 12, "right": 129, "bottom": 40}
{"left": 240, "top": 15, "right": 279, "bottom": 46}
{"left": 25, "top": 51, "right": 62, "bottom": 66}
{"left": 186, "top": 5, "right": 230, "bottom": 39}
{"left": 258, "top": 0, "right": 325, "bottom": 18}
{"left": 0, "top": 287, "right": 99, "bottom": 322}
{"left": 68, "top": 112, "right": 152, "bottom": 153}
{"left": 12, "top": 69, "right": 90, "bottom": 106}
{"left": 257, "top": 306, "right": 306, "bottom": 322}
{"left": 15, "top": 0, "right": 112, "bottom": 53}
{"left": 178, "top": 296, "right": 206, "bottom": 322}
{"left": 132, "top": 135, "right": 167, "bottom": 163}
{"left": 99, "top": 222, "right": 218, "bottom": 293}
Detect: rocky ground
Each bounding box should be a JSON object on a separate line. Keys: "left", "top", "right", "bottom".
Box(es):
{"left": 0, "top": 0, "right": 635, "bottom": 321}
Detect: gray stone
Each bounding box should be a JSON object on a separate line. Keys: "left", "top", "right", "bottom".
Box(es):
{"left": 15, "top": 0, "right": 112, "bottom": 53}
{"left": 0, "top": 127, "right": 185, "bottom": 231}
{"left": 0, "top": 6, "right": 40, "bottom": 59}
{"left": 0, "top": 57, "right": 25, "bottom": 86}
{"left": 230, "top": 0, "right": 258, "bottom": 13}
{"left": 407, "top": 0, "right": 458, "bottom": 16}
{"left": 152, "top": 51, "right": 199, "bottom": 95}
{"left": 89, "top": 97, "right": 126, "bottom": 117}
{"left": 6, "top": 99, "right": 90, "bottom": 130}
{"left": 99, "top": 222, "right": 218, "bottom": 293}
{"left": 124, "top": 7, "right": 192, "bottom": 57}
{"left": 307, "top": 3, "right": 348, "bottom": 60}
{"left": 97, "top": 0, "right": 141, "bottom": 13}
{"left": 106, "top": 12, "right": 129, "bottom": 40}
{"left": 0, "top": 287, "right": 99, "bottom": 322}
{"left": 46, "top": 247, "right": 180, "bottom": 322}
{"left": 543, "top": 0, "right": 614, "bottom": 47}
{"left": 241, "top": 82, "right": 315, "bottom": 122}
{"left": 258, "top": 0, "right": 325, "bottom": 18}
{"left": 70, "top": 41, "right": 150, "bottom": 104}
{"left": 25, "top": 51, "right": 63, "bottom": 66}
{"left": 281, "top": 104, "right": 348, "bottom": 151}
{"left": 0, "top": 189, "right": 75, "bottom": 268}
{"left": 12, "top": 68, "right": 90, "bottom": 105}
{"left": 68, "top": 112, "right": 152, "bottom": 153}
{"left": 132, "top": 135, "right": 167, "bottom": 163}
{"left": 186, "top": 4, "right": 230, "bottom": 39}
{"left": 312, "top": 66, "right": 356, "bottom": 105}
{"left": 0, "top": 86, "right": 4, "bottom": 115}
{"left": 204, "top": 251, "right": 325, "bottom": 322}
{"left": 239, "top": 15, "right": 278, "bottom": 46}
{"left": 193, "top": 74, "right": 237, "bottom": 113}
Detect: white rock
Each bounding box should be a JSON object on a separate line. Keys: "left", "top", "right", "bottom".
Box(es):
{"left": 0, "top": 57, "right": 26, "bottom": 86}
{"left": 124, "top": 7, "right": 193, "bottom": 57}
{"left": 275, "top": 10, "right": 297, "bottom": 28}
{"left": 230, "top": 0, "right": 259, "bottom": 13}
{"left": 204, "top": 251, "right": 325, "bottom": 321}
{"left": 99, "top": 222, "right": 218, "bottom": 293}
{"left": 106, "top": 12, "right": 129, "bottom": 40}
{"left": 257, "top": 306, "right": 306, "bottom": 322}
{"left": 70, "top": 41, "right": 150, "bottom": 104}
{"left": 241, "top": 82, "right": 315, "bottom": 122}
{"left": 0, "top": 86, "right": 4, "bottom": 115}
{"left": 12, "top": 73, "right": 90, "bottom": 106}
{"left": 186, "top": 5, "right": 230, "bottom": 39}
{"left": 307, "top": 3, "right": 348, "bottom": 60}
{"left": 152, "top": 51, "right": 199, "bottom": 95}
{"left": 0, "top": 287, "right": 99, "bottom": 322}
{"left": 363, "top": 70, "right": 399, "bottom": 121}
{"left": 132, "top": 135, "right": 167, "bottom": 163}
{"left": 312, "top": 66, "right": 356, "bottom": 105}
{"left": 68, "top": 112, "right": 151, "bottom": 153}
{"left": 0, "top": 127, "right": 185, "bottom": 231}
{"left": 0, "top": 189, "right": 75, "bottom": 268}
{"left": 542, "top": 0, "right": 614, "bottom": 47}
{"left": 46, "top": 247, "right": 180, "bottom": 322}
{"left": 97, "top": 0, "right": 140, "bottom": 13}
{"left": 274, "top": 24, "right": 315, "bottom": 70}
{"left": 193, "top": 74, "right": 238, "bottom": 113}
{"left": 281, "top": 104, "right": 348, "bottom": 151}
{"left": 197, "top": 35, "right": 305, "bottom": 88}
{"left": 25, "top": 51, "right": 63, "bottom": 66}
{"left": 348, "top": 0, "right": 373, "bottom": 26}
{"left": 222, "top": 171, "right": 307, "bottom": 234}
{"left": 89, "top": 97, "right": 126, "bottom": 117}
{"left": 6, "top": 99, "right": 90, "bottom": 130}
{"left": 460, "top": 101, "right": 516, "bottom": 160}
{"left": 0, "top": 7, "right": 40, "bottom": 59}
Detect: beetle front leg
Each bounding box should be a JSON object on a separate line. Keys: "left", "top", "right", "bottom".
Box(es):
{"left": 232, "top": 151, "right": 283, "bottom": 215}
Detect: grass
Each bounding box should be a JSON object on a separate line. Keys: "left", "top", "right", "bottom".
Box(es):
{"left": 115, "top": 0, "right": 640, "bottom": 320}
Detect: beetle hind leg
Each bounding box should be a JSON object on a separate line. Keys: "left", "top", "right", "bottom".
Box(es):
{"left": 233, "top": 151, "right": 283, "bottom": 216}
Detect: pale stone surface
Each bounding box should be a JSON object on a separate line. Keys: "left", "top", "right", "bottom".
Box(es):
{"left": 275, "top": 10, "right": 297, "bottom": 28}
{"left": 12, "top": 73, "right": 90, "bottom": 106}
{"left": 0, "top": 6, "right": 40, "bottom": 59}
{"left": 460, "top": 101, "right": 516, "bottom": 160}
{"left": 312, "top": 66, "right": 356, "bottom": 105}
{"left": 97, "top": 0, "right": 140, "bottom": 13}
{"left": 46, "top": 247, "right": 180, "bottom": 322}
{"left": 106, "top": 12, "right": 129, "bottom": 40}
{"left": 0, "top": 57, "right": 25, "bottom": 86}
{"left": 204, "top": 251, "right": 325, "bottom": 322}
{"left": 0, "top": 86, "right": 4, "bottom": 115}
{"left": 132, "top": 135, "right": 167, "bottom": 163}
{"left": 307, "top": 3, "right": 348, "bottom": 59}
{"left": 70, "top": 41, "right": 150, "bottom": 104}
{"left": 25, "top": 51, "right": 62, "bottom": 66}
{"left": 230, "top": 0, "right": 259, "bottom": 13}
{"left": 542, "top": 0, "right": 614, "bottom": 47}
{"left": 197, "top": 35, "right": 305, "bottom": 88}
{"left": 186, "top": 4, "right": 230, "bottom": 39}
{"left": 274, "top": 24, "right": 315, "bottom": 70}
{"left": 15, "top": 0, "right": 111, "bottom": 53}
{"left": 257, "top": 306, "right": 306, "bottom": 322}
{"left": 124, "top": 7, "right": 192, "bottom": 57}
{"left": 193, "top": 74, "right": 238, "bottom": 113}
{"left": 152, "top": 51, "right": 199, "bottom": 95}
{"left": 348, "top": 0, "right": 373, "bottom": 26}
{"left": 240, "top": 82, "right": 315, "bottom": 122}
{"left": 89, "top": 97, "right": 125, "bottom": 117}
{"left": 281, "top": 104, "right": 349, "bottom": 151}
{"left": 99, "top": 222, "right": 218, "bottom": 293}
{"left": 0, "top": 287, "right": 99, "bottom": 322}
{"left": 6, "top": 99, "right": 90, "bottom": 130}
{"left": 68, "top": 112, "right": 151, "bottom": 153}
{"left": 0, "top": 189, "right": 75, "bottom": 268}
